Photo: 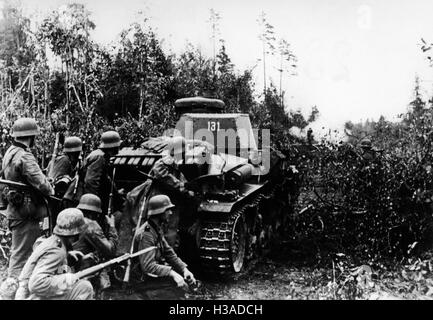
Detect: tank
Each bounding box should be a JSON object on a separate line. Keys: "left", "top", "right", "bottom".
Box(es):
{"left": 112, "top": 97, "right": 301, "bottom": 274}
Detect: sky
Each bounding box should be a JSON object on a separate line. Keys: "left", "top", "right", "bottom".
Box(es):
{"left": 10, "top": 0, "right": 433, "bottom": 134}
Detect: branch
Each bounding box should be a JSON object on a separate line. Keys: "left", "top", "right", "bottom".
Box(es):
{"left": 7, "top": 66, "right": 35, "bottom": 111}
{"left": 71, "top": 83, "right": 85, "bottom": 113}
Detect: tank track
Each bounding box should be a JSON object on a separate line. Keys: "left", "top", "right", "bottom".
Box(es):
{"left": 198, "top": 184, "right": 278, "bottom": 274}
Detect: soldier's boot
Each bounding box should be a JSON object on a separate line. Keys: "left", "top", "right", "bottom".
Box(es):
{"left": 141, "top": 277, "right": 185, "bottom": 300}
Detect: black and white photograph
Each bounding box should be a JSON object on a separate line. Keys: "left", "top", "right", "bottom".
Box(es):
{"left": 0, "top": 0, "right": 432, "bottom": 306}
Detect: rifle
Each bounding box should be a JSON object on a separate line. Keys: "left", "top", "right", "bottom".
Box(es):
{"left": 0, "top": 179, "right": 61, "bottom": 233}
{"left": 107, "top": 166, "right": 117, "bottom": 217}
{"left": 0, "top": 179, "right": 32, "bottom": 191}
{"left": 122, "top": 188, "right": 148, "bottom": 285}
{"left": 72, "top": 155, "right": 83, "bottom": 197}
{"left": 122, "top": 169, "right": 156, "bottom": 286}
{"left": 46, "top": 130, "right": 62, "bottom": 175}
{"left": 0, "top": 179, "right": 60, "bottom": 200}
{"left": 75, "top": 246, "right": 156, "bottom": 280}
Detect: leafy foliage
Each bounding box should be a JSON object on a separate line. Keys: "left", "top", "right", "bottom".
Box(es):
{"left": 293, "top": 76, "right": 433, "bottom": 263}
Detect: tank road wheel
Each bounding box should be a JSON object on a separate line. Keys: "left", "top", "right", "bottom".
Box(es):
{"left": 230, "top": 213, "right": 247, "bottom": 272}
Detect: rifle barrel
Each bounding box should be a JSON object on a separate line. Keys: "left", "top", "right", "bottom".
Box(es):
{"left": 123, "top": 191, "right": 148, "bottom": 283}
{"left": 75, "top": 246, "right": 156, "bottom": 279}
{"left": 0, "top": 179, "right": 30, "bottom": 190}
{"left": 107, "top": 167, "right": 117, "bottom": 217}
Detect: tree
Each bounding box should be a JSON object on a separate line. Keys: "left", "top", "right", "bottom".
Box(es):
{"left": 207, "top": 8, "right": 221, "bottom": 78}
{"left": 277, "top": 38, "right": 297, "bottom": 108}
{"left": 38, "top": 3, "right": 98, "bottom": 126}
{"left": 0, "top": 0, "right": 37, "bottom": 118}
{"left": 257, "top": 11, "right": 276, "bottom": 93}
{"left": 104, "top": 21, "right": 173, "bottom": 121}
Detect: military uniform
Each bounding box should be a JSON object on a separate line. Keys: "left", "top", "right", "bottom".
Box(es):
{"left": 47, "top": 154, "right": 74, "bottom": 180}
{"left": 47, "top": 154, "right": 75, "bottom": 181}
{"left": 72, "top": 217, "right": 118, "bottom": 292}
{"left": 83, "top": 149, "right": 122, "bottom": 216}
{"left": 146, "top": 155, "right": 192, "bottom": 248}
{"left": 361, "top": 149, "right": 377, "bottom": 161}
{"left": 135, "top": 220, "right": 188, "bottom": 300}
{"left": 18, "top": 235, "right": 93, "bottom": 300}
{"left": 2, "top": 141, "right": 54, "bottom": 278}
{"left": 48, "top": 136, "right": 82, "bottom": 182}
{"left": 73, "top": 217, "right": 118, "bottom": 268}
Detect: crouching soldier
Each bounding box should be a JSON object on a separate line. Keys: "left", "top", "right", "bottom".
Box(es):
{"left": 72, "top": 194, "right": 118, "bottom": 292}
{"left": 135, "top": 195, "right": 196, "bottom": 300}
{"left": 15, "top": 208, "right": 94, "bottom": 300}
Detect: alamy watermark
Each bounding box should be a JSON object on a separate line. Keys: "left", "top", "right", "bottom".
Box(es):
{"left": 162, "top": 121, "right": 271, "bottom": 174}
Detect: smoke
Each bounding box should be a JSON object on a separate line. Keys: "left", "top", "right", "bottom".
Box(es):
{"left": 288, "top": 120, "right": 348, "bottom": 143}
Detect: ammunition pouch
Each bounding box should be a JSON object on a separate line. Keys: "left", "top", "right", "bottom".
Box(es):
{"left": 2, "top": 186, "right": 47, "bottom": 221}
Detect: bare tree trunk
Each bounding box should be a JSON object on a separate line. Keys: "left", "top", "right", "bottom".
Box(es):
{"left": 44, "top": 81, "right": 48, "bottom": 120}
{"left": 72, "top": 83, "right": 84, "bottom": 113}
{"left": 65, "top": 59, "right": 70, "bottom": 126}
{"left": 280, "top": 54, "right": 283, "bottom": 109}
{"left": 139, "top": 85, "right": 144, "bottom": 121}
{"left": 8, "top": 67, "right": 33, "bottom": 111}
{"left": 262, "top": 40, "right": 266, "bottom": 93}
{"left": 85, "top": 82, "right": 89, "bottom": 111}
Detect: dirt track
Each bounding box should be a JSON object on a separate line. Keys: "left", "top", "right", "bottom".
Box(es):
{"left": 1, "top": 244, "right": 432, "bottom": 300}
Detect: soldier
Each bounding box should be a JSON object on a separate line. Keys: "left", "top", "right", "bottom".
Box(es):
{"left": 73, "top": 194, "right": 118, "bottom": 263}
{"left": 359, "top": 139, "right": 376, "bottom": 161}
{"left": 307, "top": 128, "right": 314, "bottom": 145}
{"left": 72, "top": 194, "right": 118, "bottom": 292}
{"left": 47, "top": 137, "right": 83, "bottom": 213}
{"left": 0, "top": 118, "right": 54, "bottom": 295}
{"left": 146, "top": 136, "right": 195, "bottom": 248}
{"left": 135, "top": 195, "right": 196, "bottom": 300}
{"left": 15, "top": 208, "right": 94, "bottom": 300}
{"left": 83, "top": 130, "right": 123, "bottom": 221}
{"left": 47, "top": 136, "right": 83, "bottom": 181}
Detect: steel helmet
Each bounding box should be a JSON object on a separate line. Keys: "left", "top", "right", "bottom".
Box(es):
{"left": 11, "top": 118, "right": 40, "bottom": 137}
{"left": 53, "top": 208, "right": 87, "bottom": 236}
{"left": 77, "top": 193, "right": 102, "bottom": 214}
{"left": 360, "top": 139, "right": 372, "bottom": 148}
{"left": 99, "top": 131, "right": 122, "bottom": 149}
{"left": 63, "top": 136, "right": 83, "bottom": 152}
{"left": 167, "top": 136, "right": 186, "bottom": 155}
{"left": 147, "top": 195, "right": 175, "bottom": 217}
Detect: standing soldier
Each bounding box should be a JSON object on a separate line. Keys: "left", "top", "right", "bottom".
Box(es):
{"left": 307, "top": 128, "right": 314, "bottom": 146}
{"left": 83, "top": 131, "right": 123, "bottom": 222}
{"left": 15, "top": 208, "right": 94, "bottom": 300}
{"left": 47, "top": 136, "right": 83, "bottom": 182}
{"left": 47, "top": 136, "right": 83, "bottom": 206}
{"left": 0, "top": 118, "right": 54, "bottom": 298}
{"left": 359, "top": 139, "right": 376, "bottom": 161}
{"left": 72, "top": 194, "right": 118, "bottom": 293}
{"left": 145, "top": 136, "right": 195, "bottom": 248}
{"left": 135, "top": 195, "right": 196, "bottom": 300}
